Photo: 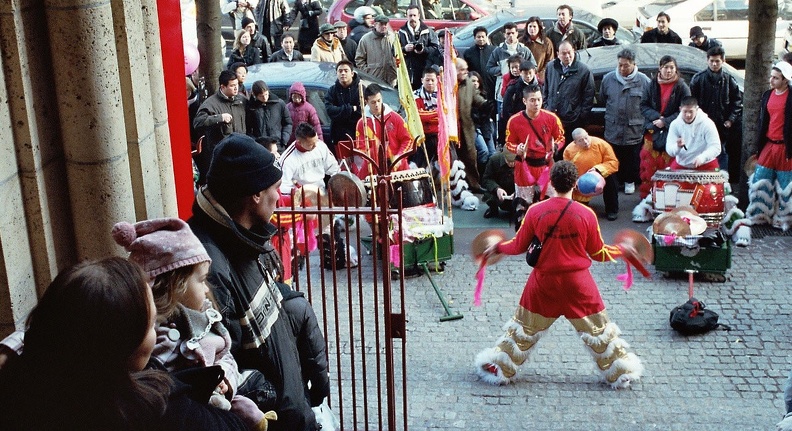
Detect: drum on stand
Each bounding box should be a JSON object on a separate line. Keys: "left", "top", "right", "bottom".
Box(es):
{"left": 390, "top": 168, "right": 435, "bottom": 208}
{"left": 651, "top": 169, "right": 726, "bottom": 226}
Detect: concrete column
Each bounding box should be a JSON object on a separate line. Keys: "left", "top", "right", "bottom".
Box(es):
{"left": 0, "top": 5, "right": 37, "bottom": 337}
{"left": 0, "top": 0, "right": 76, "bottom": 297}
{"left": 45, "top": 0, "right": 136, "bottom": 259}
{"left": 111, "top": 0, "right": 166, "bottom": 220}
{"left": 140, "top": 0, "right": 179, "bottom": 217}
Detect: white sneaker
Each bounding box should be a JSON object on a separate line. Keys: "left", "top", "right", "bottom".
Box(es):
{"left": 624, "top": 182, "right": 635, "bottom": 195}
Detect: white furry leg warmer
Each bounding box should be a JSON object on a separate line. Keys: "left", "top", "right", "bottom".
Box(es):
{"left": 631, "top": 195, "right": 654, "bottom": 222}
{"left": 474, "top": 308, "right": 556, "bottom": 385}
{"left": 570, "top": 312, "right": 643, "bottom": 389}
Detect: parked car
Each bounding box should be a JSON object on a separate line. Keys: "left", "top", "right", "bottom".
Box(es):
{"left": 327, "top": 0, "right": 496, "bottom": 31}
{"left": 245, "top": 61, "right": 401, "bottom": 139}
{"left": 636, "top": 0, "right": 789, "bottom": 61}
{"left": 575, "top": 43, "right": 743, "bottom": 136}
{"left": 451, "top": 7, "right": 639, "bottom": 56}
{"left": 601, "top": 0, "right": 656, "bottom": 29}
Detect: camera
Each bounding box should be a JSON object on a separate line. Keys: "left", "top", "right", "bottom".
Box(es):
{"left": 414, "top": 42, "right": 424, "bottom": 52}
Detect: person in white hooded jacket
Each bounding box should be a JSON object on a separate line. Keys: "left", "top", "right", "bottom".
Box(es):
{"left": 666, "top": 96, "right": 722, "bottom": 170}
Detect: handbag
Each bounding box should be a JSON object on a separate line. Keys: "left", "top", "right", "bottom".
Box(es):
{"left": 651, "top": 127, "right": 668, "bottom": 152}
{"left": 669, "top": 298, "right": 731, "bottom": 335}
{"left": 526, "top": 200, "right": 572, "bottom": 267}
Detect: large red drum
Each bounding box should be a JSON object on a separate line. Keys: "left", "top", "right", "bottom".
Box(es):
{"left": 651, "top": 169, "right": 726, "bottom": 225}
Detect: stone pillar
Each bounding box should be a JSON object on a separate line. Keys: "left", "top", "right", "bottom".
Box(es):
{"left": 0, "top": 4, "right": 37, "bottom": 336}
{"left": 111, "top": 0, "right": 166, "bottom": 220}
{"left": 0, "top": 0, "right": 76, "bottom": 297}
{"left": 140, "top": 0, "right": 179, "bottom": 217}
{"left": 45, "top": 0, "right": 136, "bottom": 259}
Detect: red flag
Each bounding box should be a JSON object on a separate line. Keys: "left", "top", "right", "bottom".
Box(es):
{"left": 437, "top": 33, "right": 459, "bottom": 183}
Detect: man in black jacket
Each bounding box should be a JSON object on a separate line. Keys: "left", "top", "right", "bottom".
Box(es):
{"left": 189, "top": 134, "right": 329, "bottom": 431}
{"left": 246, "top": 80, "right": 293, "bottom": 152}
{"left": 543, "top": 41, "right": 594, "bottom": 144}
{"left": 397, "top": 4, "right": 440, "bottom": 90}
{"left": 689, "top": 46, "right": 742, "bottom": 179}
{"left": 192, "top": 69, "right": 247, "bottom": 184}
{"left": 640, "top": 12, "right": 683, "bottom": 44}
{"left": 463, "top": 26, "right": 496, "bottom": 100}
{"left": 325, "top": 60, "right": 362, "bottom": 155}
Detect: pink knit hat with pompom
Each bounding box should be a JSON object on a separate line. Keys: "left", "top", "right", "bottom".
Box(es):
{"left": 112, "top": 218, "right": 210, "bottom": 279}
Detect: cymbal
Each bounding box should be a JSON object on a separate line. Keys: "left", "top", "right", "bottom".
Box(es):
{"left": 672, "top": 210, "right": 707, "bottom": 235}
{"left": 653, "top": 213, "right": 692, "bottom": 237}
{"left": 613, "top": 229, "right": 653, "bottom": 265}
{"left": 471, "top": 229, "right": 507, "bottom": 265}
{"left": 669, "top": 205, "right": 699, "bottom": 217}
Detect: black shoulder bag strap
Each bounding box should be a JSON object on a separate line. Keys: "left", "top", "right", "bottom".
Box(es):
{"left": 522, "top": 111, "right": 545, "bottom": 147}
{"left": 543, "top": 199, "right": 573, "bottom": 243}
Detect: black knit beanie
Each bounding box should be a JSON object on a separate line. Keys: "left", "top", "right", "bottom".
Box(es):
{"left": 207, "top": 133, "right": 282, "bottom": 198}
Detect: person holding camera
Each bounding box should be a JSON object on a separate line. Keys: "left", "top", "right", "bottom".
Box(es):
{"left": 397, "top": 4, "right": 440, "bottom": 90}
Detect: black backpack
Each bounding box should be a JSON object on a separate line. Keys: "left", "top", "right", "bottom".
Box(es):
{"left": 669, "top": 298, "right": 731, "bottom": 335}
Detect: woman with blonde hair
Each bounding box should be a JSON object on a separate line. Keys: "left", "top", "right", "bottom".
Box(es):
{"left": 227, "top": 29, "right": 263, "bottom": 69}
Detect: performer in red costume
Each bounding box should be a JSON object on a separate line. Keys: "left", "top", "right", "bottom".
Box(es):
{"left": 353, "top": 83, "right": 413, "bottom": 179}
{"left": 504, "top": 84, "right": 564, "bottom": 225}
{"left": 475, "top": 161, "right": 643, "bottom": 389}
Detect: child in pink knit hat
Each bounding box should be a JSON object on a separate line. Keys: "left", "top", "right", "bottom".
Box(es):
{"left": 113, "top": 217, "right": 277, "bottom": 431}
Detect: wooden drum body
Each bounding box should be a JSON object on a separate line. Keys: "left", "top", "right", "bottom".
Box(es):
{"left": 651, "top": 169, "right": 726, "bottom": 225}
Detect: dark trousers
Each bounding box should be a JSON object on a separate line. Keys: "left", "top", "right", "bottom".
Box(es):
{"left": 483, "top": 191, "right": 515, "bottom": 213}
{"left": 611, "top": 143, "right": 642, "bottom": 185}
{"left": 603, "top": 174, "right": 619, "bottom": 214}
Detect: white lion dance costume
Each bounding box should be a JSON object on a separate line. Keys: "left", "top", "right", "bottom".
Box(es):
{"left": 475, "top": 195, "right": 643, "bottom": 389}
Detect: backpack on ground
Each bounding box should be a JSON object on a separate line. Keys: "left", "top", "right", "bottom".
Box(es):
{"left": 669, "top": 298, "right": 731, "bottom": 335}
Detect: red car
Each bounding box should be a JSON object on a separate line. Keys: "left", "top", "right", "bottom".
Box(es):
{"left": 327, "top": 0, "right": 496, "bottom": 31}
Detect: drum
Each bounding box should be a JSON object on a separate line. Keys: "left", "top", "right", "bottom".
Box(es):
{"left": 390, "top": 168, "right": 435, "bottom": 208}
{"left": 651, "top": 169, "right": 726, "bottom": 225}
{"left": 328, "top": 171, "right": 367, "bottom": 206}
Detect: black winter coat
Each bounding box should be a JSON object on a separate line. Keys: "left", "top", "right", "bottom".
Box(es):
{"left": 227, "top": 46, "right": 263, "bottom": 68}
{"left": 189, "top": 191, "right": 328, "bottom": 431}
{"left": 397, "top": 22, "right": 440, "bottom": 89}
{"left": 689, "top": 68, "right": 742, "bottom": 126}
{"left": 291, "top": 0, "right": 323, "bottom": 53}
{"left": 640, "top": 77, "right": 690, "bottom": 150}
{"left": 463, "top": 43, "right": 496, "bottom": 98}
{"left": 325, "top": 73, "right": 363, "bottom": 147}
{"left": 246, "top": 93, "right": 293, "bottom": 151}
{"left": 756, "top": 86, "right": 792, "bottom": 159}
{"left": 543, "top": 58, "right": 595, "bottom": 125}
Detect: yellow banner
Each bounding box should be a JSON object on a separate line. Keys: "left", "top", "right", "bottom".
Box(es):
{"left": 391, "top": 35, "right": 425, "bottom": 147}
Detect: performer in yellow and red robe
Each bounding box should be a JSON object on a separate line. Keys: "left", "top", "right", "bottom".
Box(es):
{"left": 474, "top": 161, "right": 643, "bottom": 389}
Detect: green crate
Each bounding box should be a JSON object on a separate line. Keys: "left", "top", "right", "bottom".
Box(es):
{"left": 652, "top": 238, "right": 731, "bottom": 274}
{"left": 401, "top": 234, "right": 454, "bottom": 268}
{"left": 360, "top": 234, "right": 455, "bottom": 268}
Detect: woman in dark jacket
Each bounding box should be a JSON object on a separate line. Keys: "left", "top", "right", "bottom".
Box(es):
{"left": 0, "top": 257, "right": 247, "bottom": 431}
{"left": 227, "top": 29, "right": 263, "bottom": 69}
{"left": 637, "top": 55, "right": 691, "bottom": 198}
{"left": 246, "top": 80, "right": 294, "bottom": 152}
{"left": 291, "top": 0, "right": 323, "bottom": 54}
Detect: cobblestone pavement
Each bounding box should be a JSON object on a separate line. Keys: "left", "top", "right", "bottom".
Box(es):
{"left": 400, "top": 233, "right": 792, "bottom": 431}
{"left": 303, "top": 190, "right": 792, "bottom": 430}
